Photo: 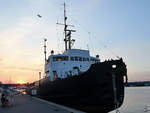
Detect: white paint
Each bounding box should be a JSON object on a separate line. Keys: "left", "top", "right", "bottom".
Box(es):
{"left": 45, "top": 49, "right": 100, "bottom": 81}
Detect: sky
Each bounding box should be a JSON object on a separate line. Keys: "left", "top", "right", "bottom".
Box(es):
{"left": 0, "top": 0, "right": 150, "bottom": 83}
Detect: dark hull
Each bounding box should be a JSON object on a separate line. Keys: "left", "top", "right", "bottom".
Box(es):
{"left": 27, "top": 59, "right": 127, "bottom": 113}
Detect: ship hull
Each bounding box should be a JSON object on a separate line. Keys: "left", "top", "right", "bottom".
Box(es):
{"left": 27, "top": 59, "right": 127, "bottom": 113}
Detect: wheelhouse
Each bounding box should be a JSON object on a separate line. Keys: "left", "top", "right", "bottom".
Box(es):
{"left": 45, "top": 49, "right": 100, "bottom": 81}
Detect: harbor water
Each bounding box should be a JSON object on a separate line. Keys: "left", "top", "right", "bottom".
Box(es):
{"left": 110, "top": 87, "right": 150, "bottom": 113}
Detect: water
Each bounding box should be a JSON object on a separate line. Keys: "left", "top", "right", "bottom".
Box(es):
{"left": 110, "top": 87, "right": 150, "bottom": 113}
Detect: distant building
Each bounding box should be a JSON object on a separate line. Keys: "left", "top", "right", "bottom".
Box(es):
{"left": 126, "top": 81, "right": 150, "bottom": 87}
{"left": 0, "top": 81, "right": 2, "bottom": 87}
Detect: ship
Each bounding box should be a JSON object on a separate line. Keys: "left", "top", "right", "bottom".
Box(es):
{"left": 27, "top": 3, "right": 127, "bottom": 113}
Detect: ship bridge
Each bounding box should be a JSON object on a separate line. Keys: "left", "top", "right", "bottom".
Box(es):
{"left": 63, "top": 49, "right": 90, "bottom": 56}
{"left": 45, "top": 49, "right": 100, "bottom": 81}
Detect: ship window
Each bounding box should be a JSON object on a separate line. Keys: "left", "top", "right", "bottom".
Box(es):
{"left": 70, "top": 57, "right": 75, "bottom": 61}
{"left": 83, "top": 58, "right": 86, "bottom": 61}
{"left": 93, "top": 59, "right": 95, "bottom": 61}
{"left": 79, "top": 57, "right": 82, "bottom": 61}
{"left": 75, "top": 57, "right": 78, "bottom": 61}
{"left": 90, "top": 58, "right": 95, "bottom": 62}
{"left": 53, "top": 56, "right": 68, "bottom": 61}
{"left": 96, "top": 59, "right": 100, "bottom": 63}
{"left": 85, "top": 58, "right": 89, "bottom": 61}
{"left": 63, "top": 56, "right": 68, "bottom": 61}
{"left": 57, "top": 57, "right": 62, "bottom": 61}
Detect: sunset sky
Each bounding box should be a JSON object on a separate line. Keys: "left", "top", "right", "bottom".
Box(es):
{"left": 0, "top": 0, "right": 150, "bottom": 83}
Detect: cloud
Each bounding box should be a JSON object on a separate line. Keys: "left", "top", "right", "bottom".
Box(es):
{"left": 0, "top": 16, "right": 49, "bottom": 83}
{"left": 6, "top": 66, "right": 42, "bottom": 72}
{"left": 0, "top": 58, "right": 4, "bottom": 66}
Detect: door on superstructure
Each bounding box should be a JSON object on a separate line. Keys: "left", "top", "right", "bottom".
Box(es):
{"left": 53, "top": 71, "right": 58, "bottom": 81}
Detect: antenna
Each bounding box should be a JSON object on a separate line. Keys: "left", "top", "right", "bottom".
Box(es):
{"left": 57, "top": 2, "right": 76, "bottom": 51}
{"left": 64, "top": 2, "right": 67, "bottom": 51}
{"left": 44, "top": 38, "right": 47, "bottom": 65}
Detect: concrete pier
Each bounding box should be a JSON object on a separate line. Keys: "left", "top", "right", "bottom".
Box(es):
{"left": 0, "top": 94, "right": 84, "bottom": 113}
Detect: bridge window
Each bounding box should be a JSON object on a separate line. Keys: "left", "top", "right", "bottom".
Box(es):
{"left": 70, "top": 57, "right": 75, "bottom": 61}
{"left": 70, "top": 57, "right": 95, "bottom": 62}
{"left": 90, "top": 58, "right": 100, "bottom": 63}
{"left": 83, "top": 58, "right": 86, "bottom": 61}
{"left": 86, "top": 58, "right": 89, "bottom": 61}
{"left": 75, "top": 57, "right": 78, "bottom": 61}
{"left": 90, "top": 58, "right": 95, "bottom": 63}
{"left": 64, "top": 56, "right": 68, "bottom": 61}
{"left": 79, "top": 57, "right": 82, "bottom": 61}
{"left": 53, "top": 56, "right": 68, "bottom": 61}
{"left": 95, "top": 59, "right": 100, "bottom": 63}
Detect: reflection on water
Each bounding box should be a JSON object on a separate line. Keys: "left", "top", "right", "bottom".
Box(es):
{"left": 110, "top": 87, "right": 150, "bottom": 113}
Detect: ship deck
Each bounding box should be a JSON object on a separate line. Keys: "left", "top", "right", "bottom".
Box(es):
{"left": 0, "top": 93, "right": 84, "bottom": 113}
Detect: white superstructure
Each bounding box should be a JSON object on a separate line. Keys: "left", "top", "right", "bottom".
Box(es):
{"left": 45, "top": 49, "right": 100, "bottom": 81}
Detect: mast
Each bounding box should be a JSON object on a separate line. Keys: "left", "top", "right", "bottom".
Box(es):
{"left": 57, "top": 2, "right": 76, "bottom": 51}
{"left": 67, "top": 29, "right": 76, "bottom": 49}
{"left": 44, "top": 38, "right": 47, "bottom": 65}
{"left": 64, "top": 3, "right": 67, "bottom": 51}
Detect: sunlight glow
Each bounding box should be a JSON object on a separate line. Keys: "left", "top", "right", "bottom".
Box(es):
{"left": 17, "top": 80, "right": 26, "bottom": 84}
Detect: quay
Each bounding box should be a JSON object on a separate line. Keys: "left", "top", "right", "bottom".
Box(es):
{"left": 0, "top": 93, "right": 85, "bottom": 113}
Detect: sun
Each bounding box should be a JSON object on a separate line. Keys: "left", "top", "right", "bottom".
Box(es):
{"left": 17, "top": 80, "right": 26, "bottom": 84}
